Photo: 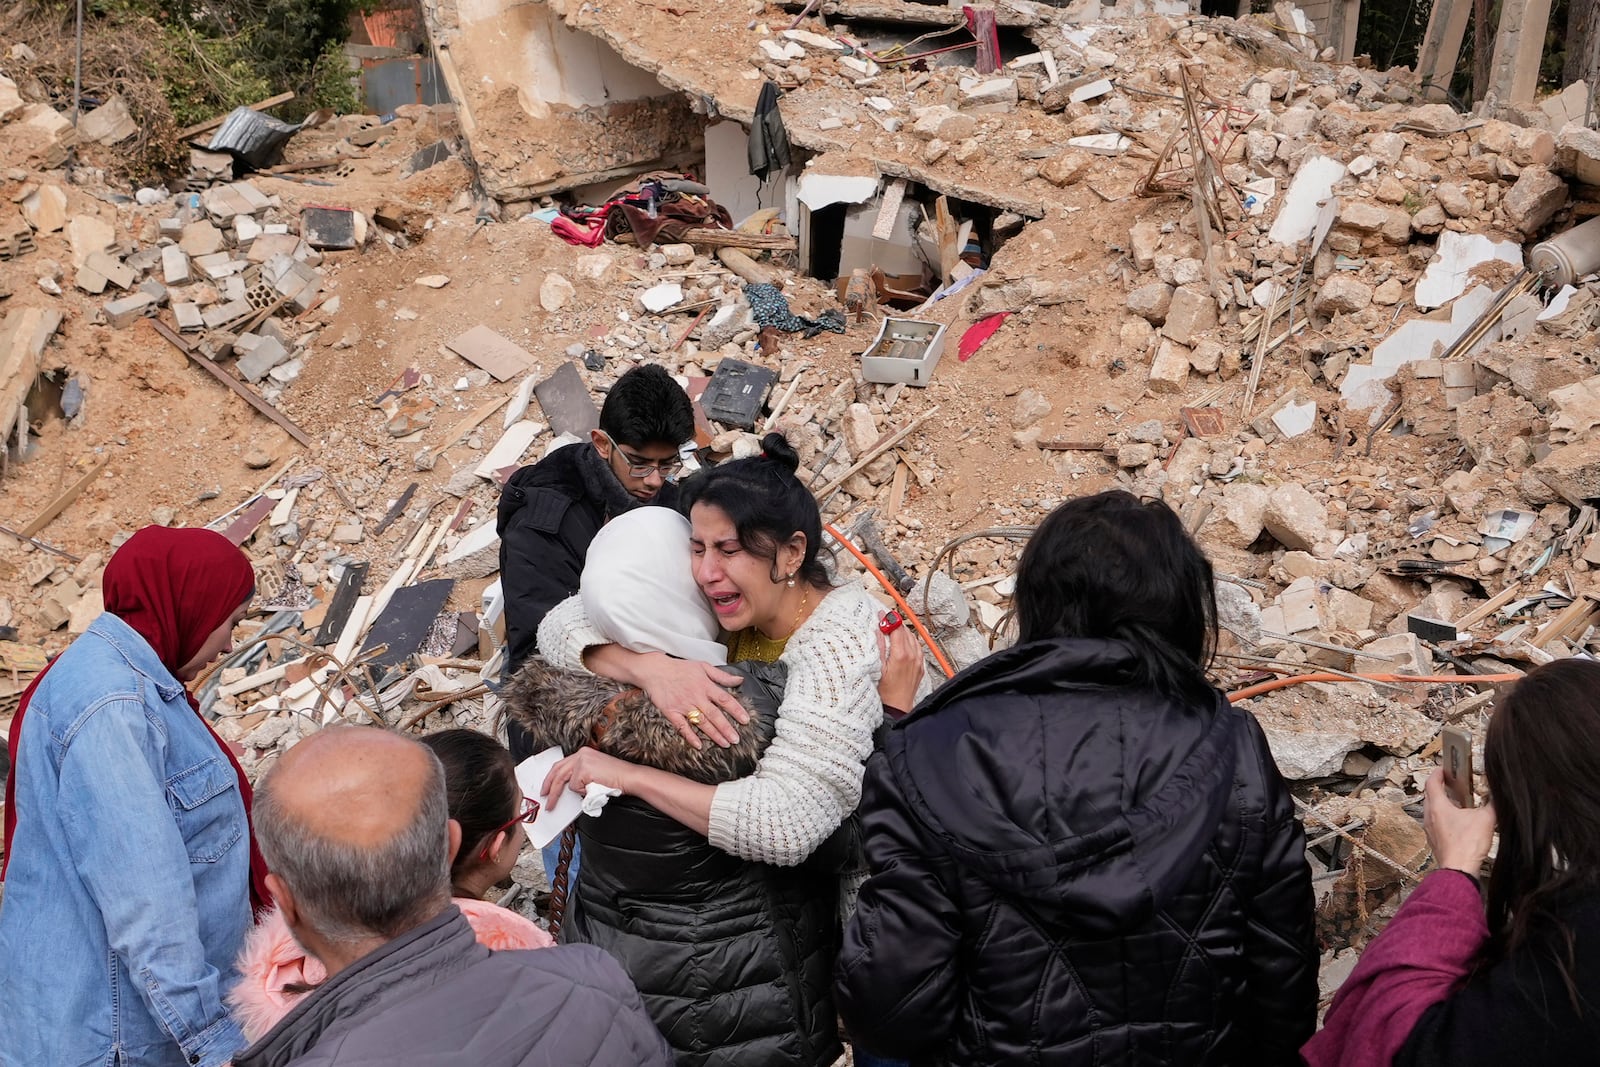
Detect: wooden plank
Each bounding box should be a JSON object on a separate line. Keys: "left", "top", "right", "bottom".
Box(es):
{"left": 20, "top": 457, "right": 110, "bottom": 537}
{"left": 151, "top": 320, "right": 312, "bottom": 447}
{"left": 816, "top": 407, "right": 940, "bottom": 499}
{"left": 374, "top": 482, "right": 418, "bottom": 535}
{"left": 444, "top": 325, "right": 534, "bottom": 383}
{"left": 872, "top": 179, "right": 908, "bottom": 241}
{"left": 427, "top": 394, "right": 510, "bottom": 465}
{"left": 221, "top": 495, "right": 276, "bottom": 546}
{"left": 179, "top": 92, "right": 296, "bottom": 141}
{"left": 884, "top": 462, "right": 910, "bottom": 520}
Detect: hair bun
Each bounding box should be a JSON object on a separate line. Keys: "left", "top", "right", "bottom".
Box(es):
{"left": 758, "top": 432, "right": 800, "bottom": 475}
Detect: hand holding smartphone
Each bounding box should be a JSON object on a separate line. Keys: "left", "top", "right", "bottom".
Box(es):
{"left": 1440, "top": 727, "right": 1475, "bottom": 809}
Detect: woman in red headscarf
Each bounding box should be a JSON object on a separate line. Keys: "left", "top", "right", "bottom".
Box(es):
{"left": 0, "top": 526, "right": 268, "bottom": 1067}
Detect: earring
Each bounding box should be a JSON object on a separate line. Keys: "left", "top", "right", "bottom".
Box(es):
{"left": 787, "top": 575, "right": 797, "bottom": 587}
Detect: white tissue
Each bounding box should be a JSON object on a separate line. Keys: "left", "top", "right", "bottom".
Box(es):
{"left": 581, "top": 782, "right": 622, "bottom": 817}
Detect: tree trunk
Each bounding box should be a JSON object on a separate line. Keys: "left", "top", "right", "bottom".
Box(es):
{"left": 1471, "top": 0, "right": 1492, "bottom": 103}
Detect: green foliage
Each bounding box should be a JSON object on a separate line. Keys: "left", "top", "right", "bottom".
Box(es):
{"left": 87, "top": 0, "right": 362, "bottom": 125}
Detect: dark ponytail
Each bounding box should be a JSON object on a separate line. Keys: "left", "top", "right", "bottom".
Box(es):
{"left": 680, "top": 431, "right": 830, "bottom": 589}
{"left": 1013, "top": 490, "right": 1217, "bottom": 703}
{"left": 418, "top": 729, "right": 520, "bottom": 893}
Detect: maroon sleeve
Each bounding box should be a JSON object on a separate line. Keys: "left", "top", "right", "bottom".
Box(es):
{"left": 1302, "top": 869, "right": 1487, "bottom": 1067}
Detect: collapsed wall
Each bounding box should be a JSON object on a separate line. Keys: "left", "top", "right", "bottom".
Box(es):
{"left": 418, "top": 0, "right": 704, "bottom": 202}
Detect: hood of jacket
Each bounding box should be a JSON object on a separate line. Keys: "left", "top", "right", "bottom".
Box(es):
{"left": 886, "top": 636, "right": 1245, "bottom": 937}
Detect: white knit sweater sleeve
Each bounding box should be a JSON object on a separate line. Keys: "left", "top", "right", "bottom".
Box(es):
{"left": 708, "top": 585, "right": 885, "bottom": 866}
{"left": 535, "top": 593, "right": 611, "bottom": 673}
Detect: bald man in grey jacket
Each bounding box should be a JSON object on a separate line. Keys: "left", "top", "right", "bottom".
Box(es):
{"left": 234, "top": 727, "right": 669, "bottom": 1067}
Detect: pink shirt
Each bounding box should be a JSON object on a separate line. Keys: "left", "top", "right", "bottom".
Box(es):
{"left": 229, "top": 899, "right": 554, "bottom": 1042}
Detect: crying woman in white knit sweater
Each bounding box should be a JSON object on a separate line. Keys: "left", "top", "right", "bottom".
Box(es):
{"left": 509, "top": 432, "right": 923, "bottom": 1067}
{"left": 534, "top": 431, "right": 924, "bottom": 868}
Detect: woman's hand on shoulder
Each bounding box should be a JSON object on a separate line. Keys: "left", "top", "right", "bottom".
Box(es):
{"left": 1424, "top": 768, "right": 1497, "bottom": 875}
{"left": 634, "top": 654, "right": 749, "bottom": 750}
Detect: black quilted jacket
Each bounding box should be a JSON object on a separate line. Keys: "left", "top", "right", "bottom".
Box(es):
{"left": 836, "top": 637, "right": 1317, "bottom": 1066}
{"left": 507, "top": 661, "right": 844, "bottom": 1067}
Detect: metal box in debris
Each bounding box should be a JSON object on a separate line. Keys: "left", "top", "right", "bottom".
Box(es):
{"left": 702, "top": 358, "right": 777, "bottom": 430}
{"left": 860, "top": 318, "right": 948, "bottom": 387}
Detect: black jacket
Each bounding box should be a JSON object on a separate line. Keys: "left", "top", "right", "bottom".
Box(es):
{"left": 235, "top": 906, "right": 670, "bottom": 1067}
{"left": 836, "top": 637, "right": 1317, "bottom": 1066}
{"left": 1398, "top": 892, "right": 1600, "bottom": 1066}
{"left": 495, "top": 443, "right": 680, "bottom": 673}
{"left": 504, "top": 660, "right": 844, "bottom": 1067}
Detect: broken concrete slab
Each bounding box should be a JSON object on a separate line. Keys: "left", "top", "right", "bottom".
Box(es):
{"left": 1414, "top": 232, "right": 1524, "bottom": 309}
{"left": 180, "top": 221, "right": 225, "bottom": 257}
{"left": 1263, "top": 483, "right": 1329, "bottom": 552}
{"left": 78, "top": 95, "right": 137, "bottom": 145}
{"left": 83, "top": 250, "right": 135, "bottom": 291}
{"left": 1260, "top": 726, "right": 1361, "bottom": 780}
{"left": 1341, "top": 284, "right": 1501, "bottom": 415}
{"left": 21, "top": 185, "right": 68, "bottom": 234}
{"left": 236, "top": 336, "right": 291, "bottom": 383}
{"left": 445, "top": 325, "right": 535, "bottom": 382}
{"left": 1163, "top": 288, "right": 1217, "bottom": 346}
{"left": 1534, "top": 435, "right": 1600, "bottom": 507}
{"left": 301, "top": 206, "right": 358, "bottom": 250}
{"left": 1148, "top": 339, "right": 1191, "bottom": 394}
{"left": 1268, "top": 155, "right": 1346, "bottom": 246}
{"left": 1502, "top": 164, "right": 1569, "bottom": 235}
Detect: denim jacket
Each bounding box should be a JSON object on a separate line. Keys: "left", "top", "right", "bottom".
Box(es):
{"left": 0, "top": 612, "right": 250, "bottom": 1067}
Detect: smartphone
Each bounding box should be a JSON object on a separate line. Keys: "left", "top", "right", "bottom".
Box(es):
{"left": 879, "top": 610, "right": 905, "bottom": 635}
{"left": 1440, "top": 727, "right": 1475, "bottom": 809}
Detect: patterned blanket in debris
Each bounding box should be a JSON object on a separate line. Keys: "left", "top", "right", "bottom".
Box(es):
{"left": 744, "top": 283, "right": 846, "bottom": 337}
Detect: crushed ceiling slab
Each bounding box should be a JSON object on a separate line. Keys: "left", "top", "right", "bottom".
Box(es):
{"left": 421, "top": 0, "right": 704, "bottom": 200}
{"left": 776, "top": 0, "right": 1042, "bottom": 28}
{"left": 543, "top": 0, "right": 1069, "bottom": 217}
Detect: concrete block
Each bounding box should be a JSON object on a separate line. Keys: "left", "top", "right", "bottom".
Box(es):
{"left": 104, "top": 292, "right": 157, "bottom": 328}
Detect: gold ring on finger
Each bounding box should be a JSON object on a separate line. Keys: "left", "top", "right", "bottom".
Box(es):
{"left": 686, "top": 708, "right": 702, "bottom": 725}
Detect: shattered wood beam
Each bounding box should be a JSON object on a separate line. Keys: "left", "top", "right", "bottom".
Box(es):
{"left": 717, "top": 248, "right": 778, "bottom": 286}
{"left": 151, "top": 320, "right": 312, "bottom": 447}
{"left": 19, "top": 457, "right": 110, "bottom": 538}
{"left": 816, "top": 407, "right": 940, "bottom": 499}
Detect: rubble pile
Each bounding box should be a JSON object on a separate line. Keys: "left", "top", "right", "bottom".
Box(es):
{"left": 1, "top": 0, "right": 1599, "bottom": 965}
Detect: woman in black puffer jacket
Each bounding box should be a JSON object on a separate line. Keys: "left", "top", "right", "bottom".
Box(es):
{"left": 837, "top": 490, "right": 1317, "bottom": 1066}
{"left": 504, "top": 658, "right": 846, "bottom": 1067}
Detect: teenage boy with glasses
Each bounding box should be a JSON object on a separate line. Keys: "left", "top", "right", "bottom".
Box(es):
{"left": 495, "top": 364, "right": 695, "bottom": 890}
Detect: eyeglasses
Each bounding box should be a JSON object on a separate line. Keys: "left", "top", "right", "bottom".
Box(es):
{"left": 602, "top": 432, "right": 684, "bottom": 478}
{"left": 478, "top": 797, "right": 539, "bottom": 862}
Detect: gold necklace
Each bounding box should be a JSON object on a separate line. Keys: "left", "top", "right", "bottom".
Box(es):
{"left": 762, "top": 587, "right": 811, "bottom": 642}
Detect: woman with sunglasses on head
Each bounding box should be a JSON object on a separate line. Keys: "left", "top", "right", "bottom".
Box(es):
{"left": 518, "top": 433, "right": 923, "bottom": 1067}
{"left": 228, "top": 728, "right": 552, "bottom": 1041}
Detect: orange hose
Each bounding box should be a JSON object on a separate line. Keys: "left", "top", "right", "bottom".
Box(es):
{"left": 825, "top": 522, "right": 957, "bottom": 679}
{"left": 1228, "top": 671, "right": 1524, "bottom": 703}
